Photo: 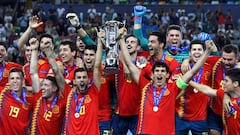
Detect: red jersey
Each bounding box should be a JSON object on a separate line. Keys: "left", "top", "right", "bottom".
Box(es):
{"left": 98, "top": 74, "right": 113, "bottom": 122}
{"left": 38, "top": 57, "right": 62, "bottom": 79}
{"left": 176, "top": 62, "right": 212, "bottom": 121}
{"left": 0, "top": 62, "right": 22, "bottom": 87}
{"left": 87, "top": 68, "right": 113, "bottom": 122}
{"left": 64, "top": 84, "right": 99, "bottom": 135}
{"left": 23, "top": 62, "right": 32, "bottom": 86}
{"left": 38, "top": 58, "right": 50, "bottom": 79}
{"left": 137, "top": 51, "right": 149, "bottom": 58}
{"left": 64, "top": 65, "right": 79, "bottom": 84}
{"left": 0, "top": 87, "right": 34, "bottom": 135}
{"left": 30, "top": 86, "right": 71, "bottom": 135}
{"left": 137, "top": 71, "right": 179, "bottom": 135}
{"left": 23, "top": 60, "right": 51, "bottom": 86}
{"left": 216, "top": 89, "right": 240, "bottom": 135}
{"left": 114, "top": 63, "right": 141, "bottom": 116}
{"left": 210, "top": 56, "right": 225, "bottom": 115}
{"left": 142, "top": 54, "right": 181, "bottom": 80}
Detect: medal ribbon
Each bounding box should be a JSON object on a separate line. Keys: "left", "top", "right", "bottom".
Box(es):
{"left": 0, "top": 63, "right": 5, "bottom": 81}
{"left": 229, "top": 98, "right": 240, "bottom": 115}
{"left": 152, "top": 85, "right": 167, "bottom": 107}
{"left": 44, "top": 95, "right": 58, "bottom": 112}
{"left": 160, "top": 53, "right": 166, "bottom": 62}
{"left": 64, "top": 63, "right": 76, "bottom": 76}
{"left": 168, "top": 45, "right": 189, "bottom": 52}
{"left": 190, "top": 63, "right": 203, "bottom": 83}
{"left": 74, "top": 92, "right": 85, "bottom": 114}
{"left": 74, "top": 79, "right": 93, "bottom": 114}
{"left": 11, "top": 88, "right": 27, "bottom": 104}
{"left": 151, "top": 53, "right": 166, "bottom": 64}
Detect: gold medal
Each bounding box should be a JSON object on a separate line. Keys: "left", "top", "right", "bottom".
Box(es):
{"left": 153, "top": 106, "right": 158, "bottom": 112}
{"left": 193, "top": 88, "right": 198, "bottom": 93}
{"left": 74, "top": 113, "right": 80, "bottom": 118}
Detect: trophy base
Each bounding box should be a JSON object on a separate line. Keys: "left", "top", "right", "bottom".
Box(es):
{"left": 104, "top": 66, "right": 119, "bottom": 74}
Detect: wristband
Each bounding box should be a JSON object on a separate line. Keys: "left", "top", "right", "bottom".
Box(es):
{"left": 176, "top": 78, "right": 189, "bottom": 90}
{"left": 76, "top": 25, "right": 82, "bottom": 31}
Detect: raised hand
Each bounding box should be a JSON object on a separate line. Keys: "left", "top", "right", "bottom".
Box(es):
{"left": 134, "top": 5, "right": 146, "bottom": 17}
{"left": 119, "top": 27, "right": 127, "bottom": 38}
{"left": 29, "top": 16, "right": 43, "bottom": 29}
{"left": 66, "top": 13, "right": 80, "bottom": 27}
{"left": 29, "top": 37, "right": 39, "bottom": 50}
{"left": 205, "top": 40, "right": 217, "bottom": 52}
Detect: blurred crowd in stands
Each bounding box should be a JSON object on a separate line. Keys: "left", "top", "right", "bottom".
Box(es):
{"left": 0, "top": 0, "right": 240, "bottom": 65}
{"left": 39, "top": 0, "right": 240, "bottom": 5}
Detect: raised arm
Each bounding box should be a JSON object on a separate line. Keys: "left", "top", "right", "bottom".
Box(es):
{"left": 119, "top": 28, "right": 140, "bottom": 84}
{"left": 41, "top": 44, "right": 65, "bottom": 91}
{"left": 133, "top": 5, "right": 149, "bottom": 50}
{"left": 18, "top": 16, "right": 43, "bottom": 54}
{"left": 29, "top": 38, "right": 41, "bottom": 93}
{"left": 66, "top": 13, "right": 96, "bottom": 46}
{"left": 181, "top": 40, "right": 215, "bottom": 83}
{"left": 93, "top": 28, "right": 104, "bottom": 90}
{"left": 189, "top": 81, "right": 217, "bottom": 96}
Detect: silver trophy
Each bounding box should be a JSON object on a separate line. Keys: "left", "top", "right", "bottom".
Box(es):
{"left": 104, "top": 20, "right": 125, "bottom": 74}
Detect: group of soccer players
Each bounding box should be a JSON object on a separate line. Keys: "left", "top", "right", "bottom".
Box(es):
{"left": 0, "top": 5, "right": 239, "bottom": 135}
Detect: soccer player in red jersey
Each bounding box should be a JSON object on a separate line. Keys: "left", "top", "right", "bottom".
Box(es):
{"left": 64, "top": 36, "right": 102, "bottom": 135}
{"left": 17, "top": 16, "right": 43, "bottom": 92}
{"left": 29, "top": 36, "right": 67, "bottom": 135}
{"left": 189, "top": 68, "right": 240, "bottom": 135}
{"left": 206, "top": 44, "right": 239, "bottom": 135}
{"left": 119, "top": 30, "right": 214, "bottom": 135}
{"left": 112, "top": 34, "right": 146, "bottom": 135}
{"left": 66, "top": 14, "right": 113, "bottom": 134}
{"left": 0, "top": 68, "right": 34, "bottom": 135}
{"left": 82, "top": 43, "right": 113, "bottom": 134}
{"left": 58, "top": 40, "right": 81, "bottom": 84}
{"left": 38, "top": 33, "right": 59, "bottom": 79}
{"left": 142, "top": 31, "right": 181, "bottom": 80}
{"left": 175, "top": 40, "right": 216, "bottom": 135}
{"left": 0, "top": 42, "right": 22, "bottom": 91}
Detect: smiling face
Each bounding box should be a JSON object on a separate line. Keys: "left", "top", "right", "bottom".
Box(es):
{"left": 189, "top": 44, "right": 204, "bottom": 63}
{"left": 148, "top": 35, "right": 163, "bottom": 57}
{"left": 222, "top": 51, "right": 238, "bottom": 70}
{"left": 59, "top": 44, "right": 75, "bottom": 66}
{"left": 125, "top": 36, "right": 140, "bottom": 55}
{"left": 73, "top": 70, "right": 89, "bottom": 94}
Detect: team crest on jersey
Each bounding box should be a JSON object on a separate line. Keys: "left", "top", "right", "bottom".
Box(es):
{"left": 101, "top": 77, "right": 106, "bottom": 84}
{"left": 84, "top": 95, "right": 91, "bottom": 103}
{"left": 136, "top": 56, "right": 147, "bottom": 69}
{"left": 156, "top": 89, "right": 170, "bottom": 96}
{"left": 22, "top": 104, "right": 29, "bottom": 110}
{"left": 52, "top": 105, "right": 59, "bottom": 114}
{"left": 205, "top": 71, "right": 210, "bottom": 80}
